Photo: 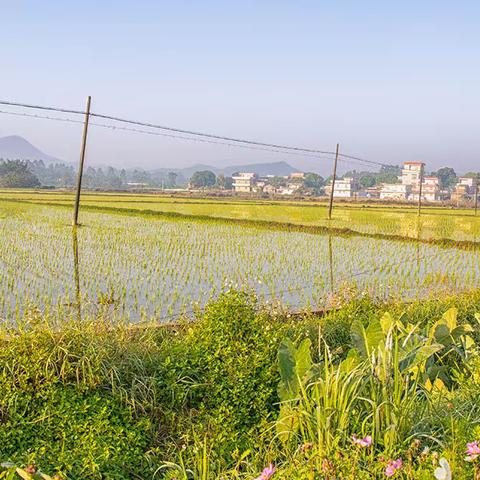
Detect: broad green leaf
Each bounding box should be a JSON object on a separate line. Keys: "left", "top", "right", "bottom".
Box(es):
{"left": 401, "top": 343, "right": 444, "bottom": 373}
{"left": 442, "top": 308, "right": 458, "bottom": 331}
{"left": 351, "top": 319, "right": 367, "bottom": 357}
{"left": 431, "top": 322, "right": 452, "bottom": 346}
{"left": 277, "top": 338, "right": 312, "bottom": 402}
{"left": 380, "top": 312, "right": 395, "bottom": 335}
{"left": 365, "top": 319, "right": 384, "bottom": 352}
{"left": 276, "top": 404, "right": 299, "bottom": 444}
{"left": 351, "top": 318, "right": 384, "bottom": 358}
{"left": 278, "top": 339, "right": 297, "bottom": 402}
{"left": 15, "top": 469, "right": 33, "bottom": 480}
{"left": 296, "top": 338, "right": 313, "bottom": 382}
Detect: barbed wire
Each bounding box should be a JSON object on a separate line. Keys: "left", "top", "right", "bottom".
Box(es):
{"left": 0, "top": 108, "right": 384, "bottom": 170}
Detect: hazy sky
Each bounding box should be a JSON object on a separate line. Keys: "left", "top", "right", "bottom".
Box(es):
{"left": 1, "top": 0, "right": 479, "bottom": 175}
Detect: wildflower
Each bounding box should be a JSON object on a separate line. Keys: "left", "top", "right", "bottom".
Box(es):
{"left": 409, "top": 439, "right": 421, "bottom": 451}
{"left": 352, "top": 434, "right": 372, "bottom": 448}
{"left": 254, "top": 464, "right": 276, "bottom": 480}
{"left": 299, "top": 442, "right": 313, "bottom": 453}
{"left": 321, "top": 458, "right": 334, "bottom": 473}
{"left": 24, "top": 465, "right": 37, "bottom": 474}
{"left": 434, "top": 458, "right": 452, "bottom": 480}
{"left": 465, "top": 441, "right": 480, "bottom": 462}
{"left": 419, "top": 446, "right": 430, "bottom": 461}
{"left": 385, "top": 458, "right": 402, "bottom": 477}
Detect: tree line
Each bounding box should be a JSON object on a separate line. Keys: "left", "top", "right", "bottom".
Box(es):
{"left": 1, "top": 158, "right": 477, "bottom": 192}
{"left": 0, "top": 159, "right": 185, "bottom": 189}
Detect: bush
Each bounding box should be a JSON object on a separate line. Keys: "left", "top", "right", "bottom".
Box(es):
{"left": 182, "top": 291, "right": 287, "bottom": 453}
{"left": 0, "top": 386, "right": 149, "bottom": 479}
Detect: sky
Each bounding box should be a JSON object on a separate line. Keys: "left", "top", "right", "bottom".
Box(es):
{"left": 1, "top": 0, "right": 479, "bottom": 176}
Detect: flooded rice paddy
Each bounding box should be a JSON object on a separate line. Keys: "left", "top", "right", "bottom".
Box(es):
{"left": 1, "top": 201, "right": 479, "bottom": 323}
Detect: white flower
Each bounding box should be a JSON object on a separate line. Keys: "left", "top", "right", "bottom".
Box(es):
{"left": 434, "top": 458, "right": 452, "bottom": 480}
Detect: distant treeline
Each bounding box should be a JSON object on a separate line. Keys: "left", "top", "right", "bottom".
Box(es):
{"left": 0, "top": 158, "right": 188, "bottom": 189}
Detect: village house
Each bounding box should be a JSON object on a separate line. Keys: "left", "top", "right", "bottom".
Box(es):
{"left": 232, "top": 172, "right": 258, "bottom": 193}
{"left": 379, "top": 183, "right": 412, "bottom": 201}
{"left": 401, "top": 162, "right": 424, "bottom": 188}
{"left": 421, "top": 176, "right": 440, "bottom": 202}
{"left": 452, "top": 177, "right": 478, "bottom": 202}
{"left": 324, "top": 177, "right": 358, "bottom": 198}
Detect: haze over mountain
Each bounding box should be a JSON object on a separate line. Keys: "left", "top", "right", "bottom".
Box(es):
{"left": 0, "top": 135, "right": 62, "bottom": 164}
{"left": 0, "top": 135, "right": 299, "bottom": 177}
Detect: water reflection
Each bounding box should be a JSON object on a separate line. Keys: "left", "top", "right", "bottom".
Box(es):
{"left": 328, "top": 233, "right": 334, "bottom": 294}
{"left": 72, "top": 226, "right": 82, "bottom": 320}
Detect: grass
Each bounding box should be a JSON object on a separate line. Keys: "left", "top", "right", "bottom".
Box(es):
{"left": 2, "top": 290, "right": 480, "bottom": 478}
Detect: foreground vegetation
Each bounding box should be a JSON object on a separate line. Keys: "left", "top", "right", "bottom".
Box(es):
{"left": 2, "top": 289, "right": 480, "bottom": 479}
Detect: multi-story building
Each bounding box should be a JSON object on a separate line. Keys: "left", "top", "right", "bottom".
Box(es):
{"left": 401, "top": 162, "right": 425, "bottom": 188}
{"left": 421, "top": 176, "right": 440, "bottom": 202}
{"left": 379, "top": 183, "right": 412, "bottom": 200}
{"left": 324, "top": 177, "right": 358, "bottom": 198}
{"left": 409, "top": 177, "right": 441, "bottom": 202}
{"left": 232, "top": 172, "right": 258, "bottom": 193}
{"left": 452, "top": 176, "right": 478, "bottom": 202}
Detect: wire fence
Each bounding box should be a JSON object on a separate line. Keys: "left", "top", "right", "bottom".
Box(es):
{"left": 0, "top": 99, "right": 390, "bottom": 169}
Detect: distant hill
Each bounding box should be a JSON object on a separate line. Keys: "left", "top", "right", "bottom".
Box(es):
{"left": 1, "top": 135, "right": 300, "bottom": 179}
{"left": 0, "top": 135, "right": 61, "bottom": 163}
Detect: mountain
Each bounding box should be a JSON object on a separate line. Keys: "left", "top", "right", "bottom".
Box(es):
{"left": 1, "top": 135, "right": 300, "bottom": 178}
{"left": 0, "top": 135, "right": 61, "bottom": 163}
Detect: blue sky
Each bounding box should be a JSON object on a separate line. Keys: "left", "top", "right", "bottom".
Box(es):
{"left": 1, "top": 1, "right": 479, "bottom": 175}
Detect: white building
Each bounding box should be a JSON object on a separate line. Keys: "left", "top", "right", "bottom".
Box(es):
{"left": 401, "top": 162, "right": 425, "bottom": 188}
{"left": 380, "top": 183, "right": 412, "bottom": 200}
{"left": 324, "top": 177, "right": 357, "bottom": 198}
{"left": 421, "top": 176, "right": 440, "bottom": 202}
{"left": 232, "top": 172, "right": 258, "bottom": 193}
{"left": 452, "top": 176, "right": 478, "bottom": 202}
{"left": 409, "top": 176, "right": 440, "bottom": 202}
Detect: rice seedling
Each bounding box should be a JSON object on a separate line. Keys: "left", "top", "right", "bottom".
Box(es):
{"left": 1, "top": 200, "right": 479, "bottom": 324}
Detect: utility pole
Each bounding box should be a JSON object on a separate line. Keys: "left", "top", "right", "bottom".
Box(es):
{"left": 73, "top": 96, "right": 92, "bottom": 226}
{"left": 328, "top": 143, "right": 340, "bottom": 220}
{"left": 417, "top": 163, "right": 424, "bottom": 216}
{"left": 475, "top": 174, "right": 479, "bottom": 216}
{"left": 474, "top": 173, "right": 480, "bottom": 216}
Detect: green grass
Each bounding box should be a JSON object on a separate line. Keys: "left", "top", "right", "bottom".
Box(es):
{"left": 2, "top": 290, "right": 480, "bottom": 479}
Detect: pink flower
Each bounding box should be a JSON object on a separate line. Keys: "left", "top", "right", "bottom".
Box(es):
{"left": 255, "top": 464, "right": 276, "bottom": 480}
{"left": 465, "top": 441, "right": 480, "bottom": 461}
{"left": 352, "top": 434, "right": 372, "bottom": 448}
{"left": 385, "top": 458, "right": 403, "bottom": 477}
